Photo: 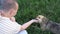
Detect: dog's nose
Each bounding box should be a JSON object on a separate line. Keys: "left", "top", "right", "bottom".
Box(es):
{"left": 36, "top": 17, "right": 40, "bottom": 20}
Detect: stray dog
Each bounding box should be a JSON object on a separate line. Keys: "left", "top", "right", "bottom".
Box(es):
{"left": 36, "top": 15, "right": 60, "bottom": 34}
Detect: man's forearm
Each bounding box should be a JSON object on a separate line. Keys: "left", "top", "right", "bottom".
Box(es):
{"left": 21, "top": 20, "right": 33, "bottom": 30}
{"left": 20, "top": 19, "right": 38, "bottom": 31}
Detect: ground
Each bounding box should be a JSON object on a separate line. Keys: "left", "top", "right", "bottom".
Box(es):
{"left": 15, "top": 0, "right": 60, "bottom": 34}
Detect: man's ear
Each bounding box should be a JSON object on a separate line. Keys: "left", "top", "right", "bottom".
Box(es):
{"left": 9, "top": 9, "right": 14, "bottom": 15}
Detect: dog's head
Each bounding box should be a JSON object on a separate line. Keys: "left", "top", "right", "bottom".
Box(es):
{"left": 36, "top": 15, "right": 48, "bottom": 24}
{"left": 36, "top": 15, "right": 49, "bottom": 30}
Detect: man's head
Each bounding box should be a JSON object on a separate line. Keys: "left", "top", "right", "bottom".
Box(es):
{"left": 0, "top": 0, "right": 18, "bottom": 18}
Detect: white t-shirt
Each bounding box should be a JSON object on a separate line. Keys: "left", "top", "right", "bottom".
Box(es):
{"left": 0, "top": 16, "right": 21, "bottom": 34}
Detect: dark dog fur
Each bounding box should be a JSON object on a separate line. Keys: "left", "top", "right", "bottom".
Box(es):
{"left": 36, "top": 15, "right": 60, "bottom": 34}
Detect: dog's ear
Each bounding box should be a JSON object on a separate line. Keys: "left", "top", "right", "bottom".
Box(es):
{"left": 42, "top": 17, "right": 49, "bottom": 24}
{"left": 40, "top": 17, "right": 49, "bottom": 31}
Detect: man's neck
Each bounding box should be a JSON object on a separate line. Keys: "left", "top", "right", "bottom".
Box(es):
{"left": 1, "top": 14, "right": 11, "bottom": 18}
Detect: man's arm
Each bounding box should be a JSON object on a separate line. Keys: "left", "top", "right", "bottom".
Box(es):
{"left": 10, "top": 17, "right": 39, "bottom": 31}
{"left": 10, "top": 17, "right": 16, "bottom": 22}
{"left": 20, "top": 19, "right": 38, "bottom": 31}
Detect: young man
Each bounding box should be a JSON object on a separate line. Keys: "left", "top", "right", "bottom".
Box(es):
{"left": 0, "top": 0, "right": 39, "bottom": 34}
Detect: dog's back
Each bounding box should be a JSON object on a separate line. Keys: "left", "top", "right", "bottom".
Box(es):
{"left": 46, "top": 20, "right": 60, "bottom": 34}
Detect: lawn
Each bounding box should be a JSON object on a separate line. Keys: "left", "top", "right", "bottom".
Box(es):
{"left": 15, "top": 0, "right": 60, "bottom": 34}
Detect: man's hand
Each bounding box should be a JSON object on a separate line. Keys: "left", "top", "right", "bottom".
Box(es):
{"left": 10, "top": 17, "right": 16, "bottom": 22}
{"left": 30, "top": 19, "right": 39, "bottom": 23}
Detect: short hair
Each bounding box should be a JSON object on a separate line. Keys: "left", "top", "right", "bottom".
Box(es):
{"left": 0, "top": 0, "right": 17, "bottom": 12}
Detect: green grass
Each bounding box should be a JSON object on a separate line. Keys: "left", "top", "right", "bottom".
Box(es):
{"left": 15, "top": 0, "right": 60, "bottom": 34}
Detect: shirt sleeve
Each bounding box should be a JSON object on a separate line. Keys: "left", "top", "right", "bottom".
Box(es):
{"left": 13, "top": 22, "right": 22, "bottom": 33}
